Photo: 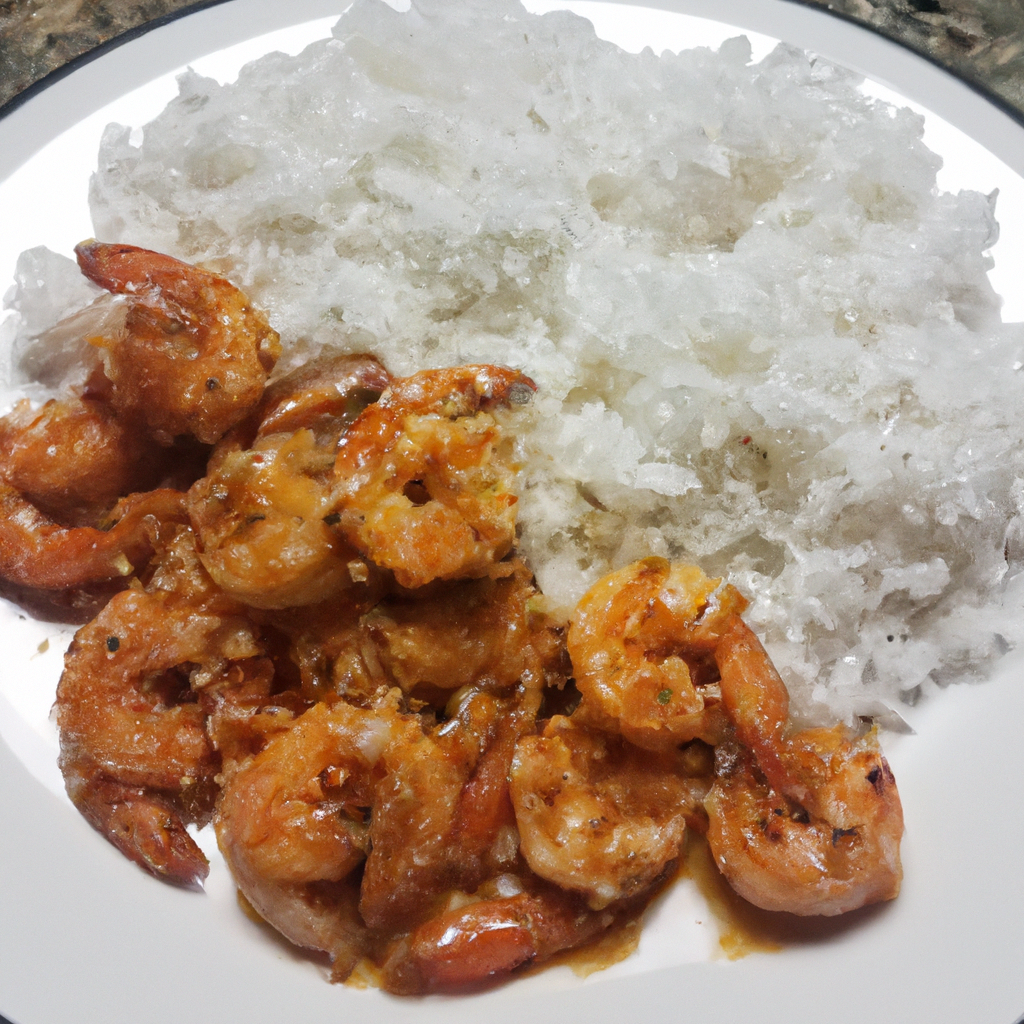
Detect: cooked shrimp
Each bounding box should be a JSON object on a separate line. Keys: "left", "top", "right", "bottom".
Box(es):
{"left": 704, "top": 617, "right": 904, "bottom": 916}
{"left": 0, "top": 483, "right": 187, "bottom": 590}
{"left": 360, "top": 686, "right": 537, "bottom": 932}
{"left": 568, "top": 557, "right": 747, "bottom": 750}
{"left": 362, "top": 558, "right": 568, "bottom": 698}
{"left": 188, "top": 354, "right": 392, "bottom": 609}
{"left": 381, "top": 882, "right": 611, "bottom": 994}
{"left": 188, "top": 428, "right": 362, "bottom": 609}
{"left": 214, "top": 694, "right": 422, "bottom": 974}
{"left": 246, "top": 351, "right": 390, "bottom": 446}
{"left": 75, "top": 241, "right": 281, "bottom": 444}
{"left": 331, "top": 364, "right": 536, "bottom": 588}
{"left": 510, "top": 714, "right": 709, "bottom": 909}
{"left": 0, "top": 394, "right": 160, "bottom": 522}
{"left": 55, "top": 530, "right": 264, "bottom": 887}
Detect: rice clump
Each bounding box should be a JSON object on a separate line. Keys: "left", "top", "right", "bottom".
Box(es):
{"left": 5, "top": 0, "right": 1024, "bottom": 726}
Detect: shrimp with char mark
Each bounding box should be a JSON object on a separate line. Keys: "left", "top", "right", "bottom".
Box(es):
{"left": 705, "top": 617, "right": 904, "bottom": 916}
{"left": 75, "top": 241, "right": 281, "bottom": 444}
{"left": 568, "top": 557, "right": 747, "bottom": 751}
{"left": 332, "top": 364, "right": 536, "bottom": 588}
{"left": 55, "top": 529, "right": 264, "bottom": 888}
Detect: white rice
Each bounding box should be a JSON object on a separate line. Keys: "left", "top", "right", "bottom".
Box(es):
{"left": 5, "top": 0, "right": 1024, "bottom": 726}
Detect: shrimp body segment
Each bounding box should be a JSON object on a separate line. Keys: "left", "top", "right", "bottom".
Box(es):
{"left": 705, "top": 618, "right": 904, "bottom": 916}
{"left": 214, "top": 695, "right": 423, "bottom": 967}
{"left": 55, "top": 542, "right": 264, "bottom": 887}
{"left": 332, "top": 365, "right": 536, "bottom": 588}
{"left": 0, "top": 395, "right": 158, "bottom": 521}
{"left": 568, "top": 557, "right": 747, "bottom": 750}
{"left": 0, "top": 484, "right": 187, "bottom": 590}
{"left": 510, "top": 715, "right": 700, "bottom": 909}
{"left": 75, "top": 241, "right": 281, "bottom": 444}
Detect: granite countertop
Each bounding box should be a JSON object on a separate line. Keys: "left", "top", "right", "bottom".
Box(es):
{"left": 2, "top": 0, "right": 1024, "bottom": 118}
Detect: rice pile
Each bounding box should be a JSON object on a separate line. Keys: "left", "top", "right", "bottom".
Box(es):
{"left": 5, "top": 0, "right": 1024, "bottom": 725}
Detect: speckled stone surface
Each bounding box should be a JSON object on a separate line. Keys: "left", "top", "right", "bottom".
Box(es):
{"left": 2, "top": 0, "right": 1024, "bottom": 116}
{"left": 0, "top": 0, "right": 208, "bottom": 110}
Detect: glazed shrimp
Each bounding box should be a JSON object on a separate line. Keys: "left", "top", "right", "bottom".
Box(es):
{"left": 568, "top": 557, "right": 748, "bottom": 750}
{"left": 0, "top": 394, "right": 160, "bottom": 522}
{"left": 55, "top": 530, "right": 264, "bottom": 887}
{"left": 0, "top": 483, "right": 187, "bottom": 590}
{"left": 510, "top": 715, "right": 709, "bottom": 909}
{"left": 360, "top": 686, "right": 538, "bottom": 932}
{"left": 187, "top": 354, "right": 390, "bottom": 609}
{"left": 381, "top": 882, "right": 611, "bottom": 994}
{"left": 331, "top": 365, "right": 536, "bottom": 588}
{"left": 214, "top": 694, "right": 422, "bottom": 976}
{"left": 704, "top": 617, "right": 904, "bottom": 916}
{"left": 75, "top": 241, "right": 281, "bottom": 444}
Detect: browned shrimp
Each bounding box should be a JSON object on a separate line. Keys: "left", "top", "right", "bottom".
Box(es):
{"left": 75, "top": 241, "right": 281, "bottom": 444}
{"left": 568, "top": 558, "right": 747, "bottom": 750}
{"left": 214, "top": 694, "right": 423, "bottom": 976}
{"left": 331, "top": 364, "right": 536, "bottom": 588}
{"left": 0, "top": 394, "right": 159, "bottom": 522}
{"left": 381, "top": 882, "right": 612, "bottom": 994}
{"left": 704, "top": 617, "right": 904, "bottom": 916}
{"left": 0, "top": 483, "right": 187, "bottom": 590}
{"left": 362, "top": 558, "right": 568, "bottom": 698}
{"left": 510, "top": 715, "right": 708, "bottom": 909}
{"left": 55, "top": 529, "right": 263, "bottom": 887}
{"left": 187, "top": 354, "right": 391, "bottom": 609}
{"left": 360, "top": 686, "right": 538, "bottom": 933}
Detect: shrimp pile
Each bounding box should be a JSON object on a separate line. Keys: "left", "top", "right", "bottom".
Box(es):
{"left": 0, "top": 245, "right": 904, "bottom": 994}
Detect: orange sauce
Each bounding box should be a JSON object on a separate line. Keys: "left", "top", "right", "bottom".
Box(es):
{"left": 683, "top": 832, "right": 889, "bottom": 958}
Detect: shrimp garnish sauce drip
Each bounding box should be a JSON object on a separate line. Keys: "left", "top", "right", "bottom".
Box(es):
{"left": 331, "top": 364, "right": 536, "bottom": 588}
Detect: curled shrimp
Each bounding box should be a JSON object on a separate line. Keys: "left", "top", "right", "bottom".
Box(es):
{"left": 187, "top": 354, "right": 390, "bottom": 609}
{"left": 54, "top": 529, "right": 264, "bottom": 887}
{"left": 0, "top": 483, "right": 187, "bottom": 590}
{"left": 331, "top": 364, "right": 536, "bottom": 588}
{"left": 75, "top": 241, "right": 281, "bottom": 444}
{"left": 704, "top": 617, "right": 904, "bottom": 916}
{"left": 381, "top": 882, "right": 611, "bottom": 994}
{"left": 510, "top": 714, "right": 708, "bottom": 909}
{"left": 214, "top": 694, "right": 422, "bottom": 976}
{"left": 568, "top": 557, "right": 747, "bottom": 751}
{"left": 0, "top": 394, "right": 160, "bottom": 522}
{"left": 360, "top": 686, "right": 538, "bottom": 932}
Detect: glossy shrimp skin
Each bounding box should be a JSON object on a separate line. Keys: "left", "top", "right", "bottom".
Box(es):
{"left": 510, "top": 714, "right": 706, "bottom": 909}
{"left": 331, "top": 364, "right": 536, "bottom": 588}
{"left": 75, "top": 241, "right": 281, "bottom": 444}
{"left": 214, "top": 694, "right": 423, "bottom": 976}
{"left": 382, "top": 884, "right": 610, "bottom": 995}
{"left": 0, "top": 394, "right": 159, "bottom": 522}
{"left": 54, "top": 530, "right": 264, "bottom": 887}
{"left": 187, "top": 354, "right": 390, "bottom": 609}
{"left": 0, "top": 483, "right": 187, "bottom": 590}
{"left": 568, "top": 557, "right": 747, "bottom": 751}
{"left": 704, "top": 617, "right": 904, "bottom": 916}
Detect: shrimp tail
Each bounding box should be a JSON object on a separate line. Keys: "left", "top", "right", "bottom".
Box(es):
{"left": 63, "top": 760, "right": 210, "bottom": 889}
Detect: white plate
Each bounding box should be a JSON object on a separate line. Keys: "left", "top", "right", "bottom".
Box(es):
{"left": 2, "top": 3, "right": 1024, "bottom": 1023}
